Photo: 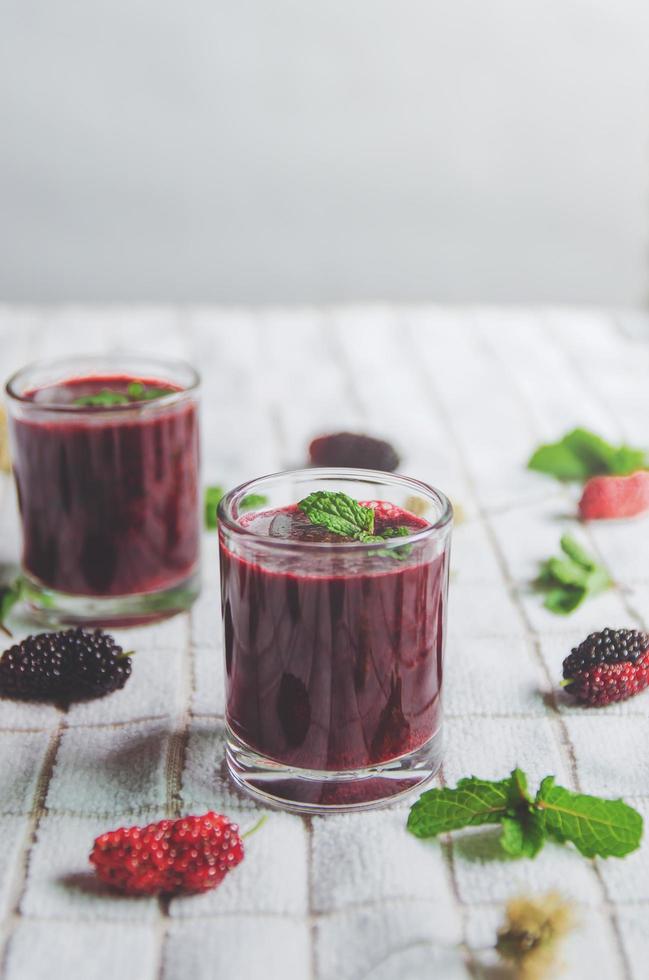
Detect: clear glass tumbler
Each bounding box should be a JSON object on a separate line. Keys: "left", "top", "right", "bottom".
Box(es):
{"left": 5, "top": 353, "right": 201, "bottom": 625}
{"left": 218, "top": 467, "right": 452, "bottom": 813}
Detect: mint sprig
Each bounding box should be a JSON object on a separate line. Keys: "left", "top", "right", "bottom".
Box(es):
{"left": 240, "top": 493, "right": 269, "bottom": 512}
{"left": 204, "top": 487, "right": 269, "bottom": 530}
{"left": 0, "top": 580, "right": 22, "bottom": 637}
{"left": 73, "top": 381, "right": 175, "bottom": 407}
{"left": 535, "top": 534, "right": 611, "bottom": 615}
{"left": 204, "top": 486, "right": 225, "bottom": 529}
{"left": 528, "top": 428, "right": 648, "bottom": 481}
{"left": 73, "top": 390, "right": 131, "bottom": 407}
{"left": 536, "top": 777, "right": 642, "bottom": 858}
{"left": 298, "top": 491, "right": 375, "bottom": 539}
{"left": 298, "top": 490, "right": 413, "bottom": 559}
{"left": 407, "top": 768, "right": 642, "bottom": 860}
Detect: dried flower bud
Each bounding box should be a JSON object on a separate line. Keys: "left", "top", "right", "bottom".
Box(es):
{"left": 496, "top": 892, "right": 576, "bottom": 979}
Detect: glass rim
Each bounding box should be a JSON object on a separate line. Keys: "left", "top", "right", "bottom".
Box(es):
{"left": 217, "top": 467, "right": 453, "bottom": 552}
{"left": 5, "top": 352, "right": 201, "bottom": 414}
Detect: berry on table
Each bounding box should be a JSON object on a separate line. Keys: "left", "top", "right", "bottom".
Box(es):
{"left": 0, "top": 628, "right": 132, "bottom": 704}
{"left": 90, "top": 812, "right": 245, "bottom": 895}
{"left": 562, "top": 628, "right": 649, "bottom": 706}
{"left": 579, "top": 471, "right": 649, "bottom": 520}
{"left": 309, "top": 432, "right": 400, "bottom": 472}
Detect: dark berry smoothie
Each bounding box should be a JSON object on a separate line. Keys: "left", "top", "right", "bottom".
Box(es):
{"left": 9, "top": 375, "right": 200, "bottom": 598}
{"left": 220, "top": 501, "right": 448, "bottom": 783}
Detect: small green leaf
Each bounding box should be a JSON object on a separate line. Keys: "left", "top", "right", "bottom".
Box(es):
{"left": 204, "top": 485, "right": 225, "bottom": 529}
{"left": 73, "top": 389, "right": 131, "bottom": 407}
{"left": 0, "top": 578, "right": 25, "bottom": 636}
{"left": 536, "top": 777, "right": 643, "bottom": 858}
{"left": 507, "top": 767, "right": 531, "bottom": 806}
{"left": 536, "top": 537, "right": 610, "bottom": 616}
{"left": 528, "top": 428, "right": 648, "bottom": 481}
{"left": 407, "top": 775, "right": 514, "bottom": 838}
{"left": 240, "top": 493, "right": 269, "bottom": 512}
{"left": 560, "top": 534, "right": 596, "bottom": 570}
{"left": 298, "top": 491, "right": 375, "bottom": 539}
{"left": 376, "top": 525, "right": 413, "bottom": 561}
{"left": 74, "top": 381, "right": 175, "bottom": 407}
{"left": 543, "top": 586, "right": 587, "bottom": 615}
{"left": 528, "top": 442, "right": 591, "bottom": 481}
{"left": 547, "top": 557, "right": 590, "bottom": 588}
{"left": 500, "top": 813, "right": 546, "bottom": 859}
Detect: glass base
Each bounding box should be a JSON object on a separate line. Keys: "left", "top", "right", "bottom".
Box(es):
{"left": 21, "top": 569, "right": 201, "bottom": 627}
{"left": 225, "top": 725, "right": 443, "bottom": 814}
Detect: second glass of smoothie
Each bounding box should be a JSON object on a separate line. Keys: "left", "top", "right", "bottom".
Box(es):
{"left": 5, "top": 353, "right": 201, "bottom": 624}
{"left": 218, "top": 468, "right": 452, "bottom": 812}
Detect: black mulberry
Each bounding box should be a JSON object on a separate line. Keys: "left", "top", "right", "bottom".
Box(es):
{"left": 0, "top": 628, "right": 132, "bottom": 704}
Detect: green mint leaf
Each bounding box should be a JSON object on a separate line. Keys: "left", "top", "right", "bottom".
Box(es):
{"left": 299, "top": 492, "right": 415, "bottom": 560}
{"left": 528, "top": 442, "right": 591, "bottom": 481}
{"left": 560, "top": 534, "right": 596, "bottom": 570}
{"left": 536, "top": 537, "right": 610, "bottom": 616}
{"left": 407, "top": 775, "right": 515, "bottom": 838}
{"left": 204, "top": 485, "right": 225, "bottom": 529}
{"left": 408, "top": 770, "right": 642, "bottom": 862}
{"left": 500, "top": 812, "right": 546, "bottom": 859}
{"left": 126, "top": 381, "right": 175, "bottom": 401}
{"left": 506, "top": 767, "right": 531, "bottom": 806}
{"left": 543, "top": 586, "right": 587, "bottom": 615}
{"left": 528, "top": 428, "right": 648, "bottom": 481}
{"left": 376, "top": 525, "right": 413, "bottom": 561}
{"left": 240, "top": 493, "right": 269, "bottom": 512}
{"left": 536, "top": 777, "right": 643, "bottom": 858}
{"left": 298, "top": 491, "right": 375, "bottom": 539}
{"left": 610, "top": 444, "right": 648, "bottom": 476}
{"left": 382, "top": 526, "right": 410, "bottom": 539}
{"left": 546, "top": 557, "right": 591, "bottom": 589}
{"left": 74, "top": 382, "right": 175, "bottom": 407}
{"left": 0, "top": 579, "right": 23, "bottom": 636}
{"left": 73, "top": 389, "right": 131, "bottom": 407}
{"left": 134, "top": 386, "right": 175, "bottom": 401}
{"left": 563, "top": 428, "right": 624, "bottom": 475}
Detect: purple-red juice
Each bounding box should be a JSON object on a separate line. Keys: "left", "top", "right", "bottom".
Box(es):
{"left": 220, "top": 502, "right": 448, "bottom": 772}
{"left": 10, "top": 375, "right": 199, "bottom": 596}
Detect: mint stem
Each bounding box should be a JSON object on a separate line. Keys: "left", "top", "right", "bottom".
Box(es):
{"left": 242, "top": 814, "right": 267, "bottom": 839}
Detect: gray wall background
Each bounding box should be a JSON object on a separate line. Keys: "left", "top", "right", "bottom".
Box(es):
{"left": 1, "top": 1, "right": 649, "bottom": 305}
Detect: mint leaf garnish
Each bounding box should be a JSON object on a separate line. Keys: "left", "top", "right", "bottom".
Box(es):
{"left": 73, "top": 381, "right": 175, "bottom": 407}
{"left": 126, "top": 381, "right": 175, "bottom": 401}
{"left": 528, "top": 428, "right": 648, "bottom": 481}
{"left": 407, "top": 775, "right": 514, "bottom": 837}
{"left": 298, "top": 491, "right": 415, "bottom": 560}
{"left": 204, "top": 486, "right": 225, "bottom": 529}
{"left": 298, "top": 491, "right": 375, "bottom": 538}
{"left": 240, "top": 493, "right": 269, "bottom": 512}
{"left": 500, "top": 813, "right": 546, "bottom": 859}
{"left": 407, "top": 769, "right": 643, "bottom": 861}
{"left": 536, "top": 777, "right": 642, "bottom": 858}
{"left": 204, "top": 488, "right": 269, "bottom": 529}
{"left": 73, "top": 390, "right": 131, "bottom": 407}
{"left": 0, "top": 579, "right": 23, "bottom": 637}
{"left": 535, "top": 535, "right": 611, "bottom": 615}
{"left": 377, "top": 525, "right": 412, "bottom": 561}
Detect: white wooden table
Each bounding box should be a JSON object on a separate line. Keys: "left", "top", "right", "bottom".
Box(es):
{"left": 0, "top": 307, "right": 647, "bottom": 980}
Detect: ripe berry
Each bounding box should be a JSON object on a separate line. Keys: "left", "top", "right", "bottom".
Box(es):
{"left": 0, "top": 628, "right": 132, "bottom": 704}
{"left": 309, "top": 432, "right": 400, "bottom": 472}
{"left": 579, "top": 471, "right": 649, "bottom": 520}
{"left": 562, "top": 628, "right": 649, "bottom": 706}
{"left": 90, "top": 812, "right": 244, "bottom": 895}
